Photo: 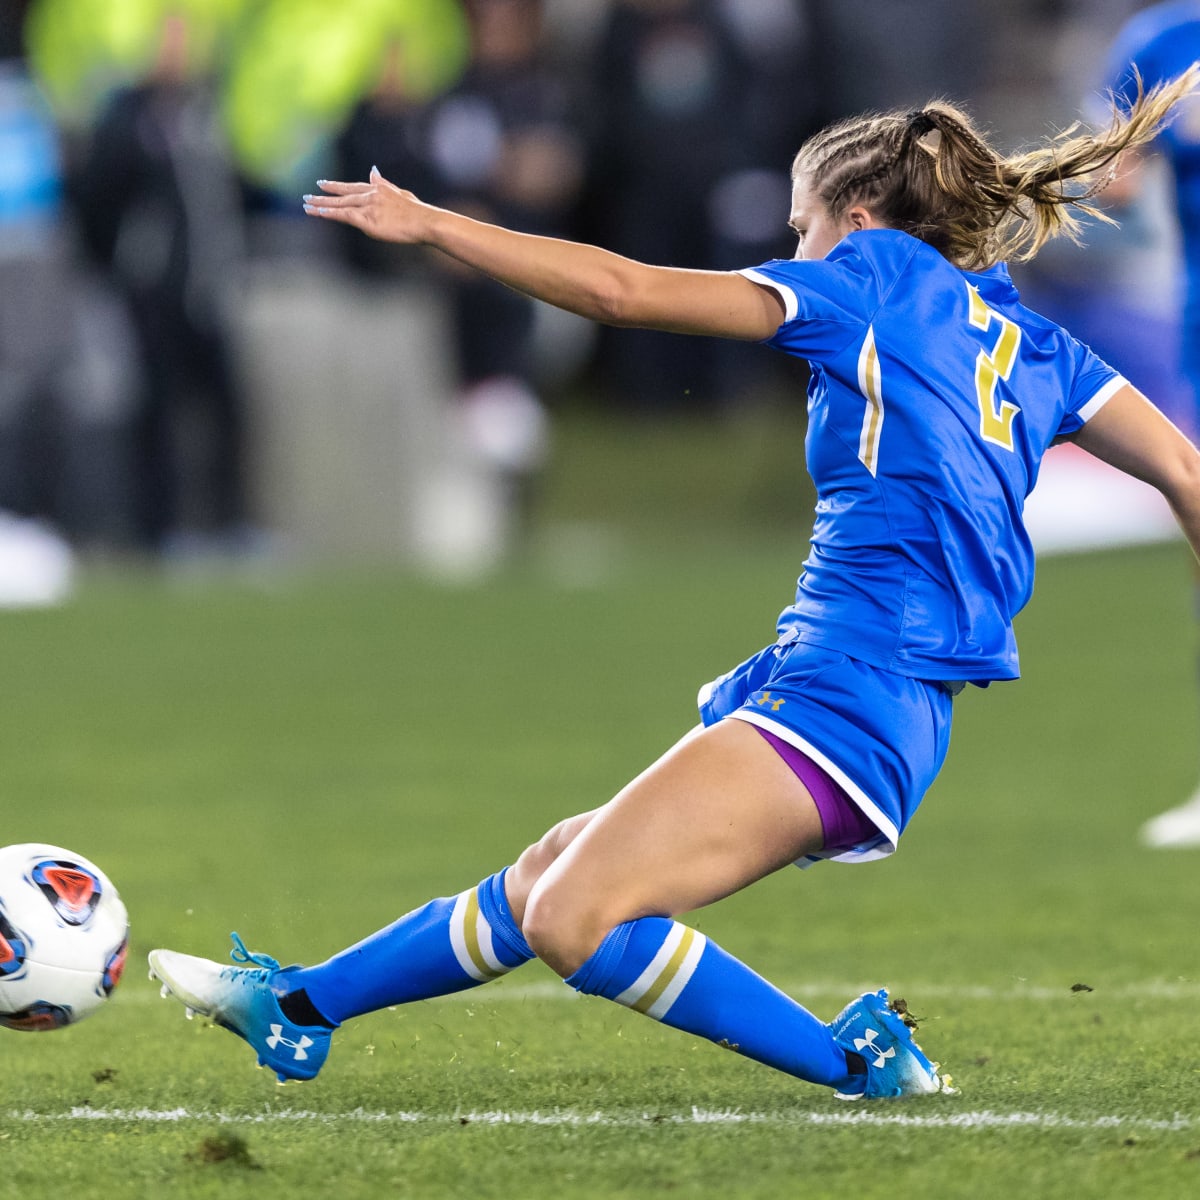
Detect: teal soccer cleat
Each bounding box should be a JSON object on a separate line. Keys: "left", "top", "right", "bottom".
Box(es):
{"left": 829, "top": 987, "right": 954, "bottom": 1100}
{"left": 148, "top": 933, "right": 335, "bottom": 1082}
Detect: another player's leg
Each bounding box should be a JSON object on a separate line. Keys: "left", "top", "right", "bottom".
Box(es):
{"left": 523, "top": 718, "right": 952, "bottom": 1099}
{"left": 148, "top": 860, "right": 561, "bottom": 1082}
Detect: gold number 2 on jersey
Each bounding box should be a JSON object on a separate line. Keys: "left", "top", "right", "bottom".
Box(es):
{"left": 967, "top": 282, "right": 1021, "bottom": 451}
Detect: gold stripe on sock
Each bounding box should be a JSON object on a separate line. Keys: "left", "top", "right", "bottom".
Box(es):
{"left": 462, "top": 889, "right": 503, "bottom": 980}
{"left": 630, "top": 927, "right": 696, "bottom": 1015}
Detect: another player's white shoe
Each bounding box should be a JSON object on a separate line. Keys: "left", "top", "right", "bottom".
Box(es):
{"left": 1140, "top": 786, "right": 1200, "bottom": 848}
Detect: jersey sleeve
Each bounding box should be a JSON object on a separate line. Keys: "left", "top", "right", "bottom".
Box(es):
{"left": 738, "top": 237, "right": 895, "bottom": 360}
{"left": 1055, "top": 339, "right": 1127, "bottom": 438}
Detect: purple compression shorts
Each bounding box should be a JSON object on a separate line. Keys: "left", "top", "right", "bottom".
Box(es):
{"left": 754, "top": 726, "right": 879, "bottom": 853}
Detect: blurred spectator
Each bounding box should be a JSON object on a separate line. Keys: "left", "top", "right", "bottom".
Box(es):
{"left": 584, "top": 0, "right": 818, "bottom": 410}
{"left": 0, "top": 0, "right": 80, "bottom": 596}
{"left": 806, "top": 0, "right": 991, "bottom": 119}
{"left": 0, "top": 2, "right": 27, "bottom": 60}
{"left": 338, "top": 0, "right": 583, "bottom": 535}
{"left": 70, "top": 10, "right": 250, "bottom": 559}
{"left": 0, "top": 11, "right": 68, "bottom": 521}
{"left": 431, "top": 0, "right": 582, "bottom": 397}
{"left": 220, "top": 0, "right": 469, "bottom": 207}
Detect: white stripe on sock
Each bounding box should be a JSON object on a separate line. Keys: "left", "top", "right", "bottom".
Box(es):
{"left": 614, "top": 923, "right": 708, "bottom": 1020}
{"left": 449, "top": 890, "right": 507, "bottom": 982}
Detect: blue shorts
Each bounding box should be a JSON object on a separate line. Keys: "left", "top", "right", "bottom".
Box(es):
{"left": 697, "top": 639, "right": 954, "bottom": 863}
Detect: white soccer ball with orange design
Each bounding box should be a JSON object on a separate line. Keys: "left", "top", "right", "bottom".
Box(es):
{"left": 0, "top": 843, "right": 128, "bottom": 1031}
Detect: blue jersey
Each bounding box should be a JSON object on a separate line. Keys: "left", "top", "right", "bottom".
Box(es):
{"left": 1104, "top": 1, "right": 1200, "bottom": 335}
{"left": 741, "top": 230, "right": 1123, "bottom": 684}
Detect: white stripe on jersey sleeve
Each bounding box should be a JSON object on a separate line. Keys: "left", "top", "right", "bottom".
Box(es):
{"left": 1077, "top": 375, "right": 1128, "bottom": 423}
{"left": 738, "top": 268, "right": 798, "bottom": 324}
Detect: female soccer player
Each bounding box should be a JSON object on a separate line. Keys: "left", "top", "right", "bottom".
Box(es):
{"left": 150, "top": 69, "right": 1200, "bottom": 1099}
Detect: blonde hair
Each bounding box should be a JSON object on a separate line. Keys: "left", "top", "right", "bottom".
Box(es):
{"left": 793, "top": 65, "right": 1200, "bottom": 270}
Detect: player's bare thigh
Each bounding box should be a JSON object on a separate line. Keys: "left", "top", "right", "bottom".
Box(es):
{"left": 503, "top": 724, "right": 709, "bottom": 923}
{"left": 510, "top": 718, "right": 825, "bottom": 976}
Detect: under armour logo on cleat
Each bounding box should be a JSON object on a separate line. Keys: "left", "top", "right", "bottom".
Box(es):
{"left": 266, "top": 1024, "right": 314, "bottom": 1061}
{"left": 853, "top": 1028, "right": 896, "bottom": 1069}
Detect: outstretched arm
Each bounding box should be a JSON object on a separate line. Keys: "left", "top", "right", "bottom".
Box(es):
{"left": 1072, "top": 383, "right": 1200, "bottom": 562}
{"left": 304, "top": 168, "right": 784, "bottom": 342}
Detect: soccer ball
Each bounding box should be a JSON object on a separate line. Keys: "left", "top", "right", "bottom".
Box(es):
{"left": 0, "top": 843, "right": 128, "bottom": 1032}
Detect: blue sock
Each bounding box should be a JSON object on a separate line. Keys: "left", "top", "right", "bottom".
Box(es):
{"left": 566, "top": 916, "right": 858, "bottom": 1091}
{"left": 290, "top": 869, "right": 534, "bottom": 1025}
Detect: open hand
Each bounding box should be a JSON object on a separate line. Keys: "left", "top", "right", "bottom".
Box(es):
{"left": 302, "top": 166, "right": 431, "bottom": 244}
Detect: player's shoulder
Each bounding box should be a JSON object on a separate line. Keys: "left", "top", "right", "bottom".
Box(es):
{"left": 751, "top": 230, "right": 925, "bottom": 294}
{"left": 744, "top": 233, "right": 925, "bottom": 331}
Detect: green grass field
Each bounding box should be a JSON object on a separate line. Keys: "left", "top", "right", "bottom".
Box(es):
{"left": 1, "top": 417, "right": 1199, "bottom": 1198}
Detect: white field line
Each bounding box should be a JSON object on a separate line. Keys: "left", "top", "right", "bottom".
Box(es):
{"left": 125, "top": 978, "right": 1200, "bottom": 1006}
{"left": 6, "top": 1106, "right": 1196, "bottom": 1133}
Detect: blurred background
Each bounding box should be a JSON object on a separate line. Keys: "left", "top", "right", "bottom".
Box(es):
{"left": 0, "top": 0, "right": 1189, "bottom": 599}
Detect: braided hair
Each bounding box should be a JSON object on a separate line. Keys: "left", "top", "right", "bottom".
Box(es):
{"left": 793, "top": 66, "right": 1200, "bottom": 269}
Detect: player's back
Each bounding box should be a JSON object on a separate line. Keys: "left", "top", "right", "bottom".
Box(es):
{"left": 745, "top": 232, "right": 1121, "bottom": 682}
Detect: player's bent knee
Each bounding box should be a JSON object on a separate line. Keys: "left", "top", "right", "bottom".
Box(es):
{"left": 505, "top": 812, "right": 597, "bottom": 927}
{"left": 521, "top": 884, "right": 609, "bottom": 978}
{"left": 507, "top": 828, "right": 569, "bottom": 923}
{"left": 504, "top": 842, "right": 551, "bottom": 924}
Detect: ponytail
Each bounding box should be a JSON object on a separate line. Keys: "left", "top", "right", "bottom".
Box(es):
{"left": 795, "top": 64, "right": 1200, "bottom": 269}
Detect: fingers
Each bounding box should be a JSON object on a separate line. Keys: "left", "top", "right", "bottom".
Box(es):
{"left": 301, "top": 170, "right": 385, "bottom": 223}
{"left": 303, "top": 189, "right": 370, "bottom": 209}
{"left": 314, "top": 179, "right": 372, "bottom": 195}
{"left": 300, "top": 168, "right": 402, "bottom": 236}
{"left": 315, "top": 166, "right": 389, "bottom": 195}
{"left": 302, "top": 198, "right": 366, "bottom": 227}
{"left": 302, "top": 183, "right": 375, "bottom": 226}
